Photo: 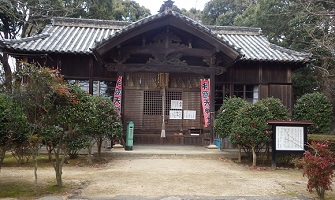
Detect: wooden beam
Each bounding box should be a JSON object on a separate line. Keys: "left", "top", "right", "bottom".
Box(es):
{"left": 120, "top": 45, "right": 212, "bottom": 57}
{"left": 113, "top": 64, "right": 213, "bottom": 75}
{"left": 95, "top": 17, "right": 172, "bottom": 55}
{"left": 168, "top": 17, "right": 240, "bottom": 60}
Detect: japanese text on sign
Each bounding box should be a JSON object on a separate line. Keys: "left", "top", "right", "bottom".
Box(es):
{"left": 276, "top": 126, "right": 304, "bottom": 151}
{"left": 200, "top": 79, "right": 210, "bottom": 127}
{"left": 169, "top": 110, "right": 182, "bottom": 119}
{"left": 171, "top": 100, "right": 183, "bottom": 109}
{"left": 184, "top": 110, "right": 196, "bottom": 120}
{"left": 113, "top": 76, "right": 122, "bottom": 113}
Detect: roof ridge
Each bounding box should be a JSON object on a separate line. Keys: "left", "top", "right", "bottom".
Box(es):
{"left": 52, "top": 17, "right": 131, "bottom": 29}
{"left": 269, "top": 43, "right": 311, "bottom": 58}
{"left": 3, "top": 33, "right": 50, "bottom": 44}
{"left": 209, "top": 26, "right": 262, "bottom": 36}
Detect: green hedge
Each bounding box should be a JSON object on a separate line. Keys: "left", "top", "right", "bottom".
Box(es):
{"left": 293, "top": 92, "right": 333, "bottom": 134}
{"left": 308, "top": 134, "right": 335, "bottom": 152}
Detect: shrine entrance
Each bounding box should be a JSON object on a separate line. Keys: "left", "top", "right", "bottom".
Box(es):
{"left": 122, "top": 72, "right": 205, "bottom": 144}
{"left": 92, "top": 7, "right": 240, "bottom": 145}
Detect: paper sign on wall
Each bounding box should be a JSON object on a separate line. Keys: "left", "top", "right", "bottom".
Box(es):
{"left": 171, "top": 100, "right": 183, "bottom": 109}
{"left": 169, "top": 110, "right": 182, "bottom": 119}
{"left": 184, "top": 110, "right": 196, "bottom": 120}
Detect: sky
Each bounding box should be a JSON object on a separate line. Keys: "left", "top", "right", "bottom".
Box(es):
{"left": 134, "top": 0, "right": 209, "bottom": 14}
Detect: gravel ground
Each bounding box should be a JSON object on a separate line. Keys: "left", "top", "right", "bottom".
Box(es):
{"left": 1, "top": 156, "right": 329, "bottom": 199}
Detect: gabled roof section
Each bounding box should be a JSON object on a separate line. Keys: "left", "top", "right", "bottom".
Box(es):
{"left": 92, "top": 9, "right": 241, "bottom": 61}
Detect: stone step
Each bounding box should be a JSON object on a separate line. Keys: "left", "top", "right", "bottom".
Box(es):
{"left": 94, "top": 145, "right": 238, "bottom": 160}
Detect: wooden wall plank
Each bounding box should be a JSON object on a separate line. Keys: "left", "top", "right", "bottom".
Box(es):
{"left": 124, "top": 89, "right": 144, "bottom": 129}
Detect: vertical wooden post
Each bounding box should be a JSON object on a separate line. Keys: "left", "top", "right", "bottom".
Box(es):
{"left": 161, "top": 73, "right": 166, "bottom": 138}
{"left": 89, "top": 56, "right": 94, "bottom": 94}
{"left": 210, "top": 65, "right": 215, "bottom": 144}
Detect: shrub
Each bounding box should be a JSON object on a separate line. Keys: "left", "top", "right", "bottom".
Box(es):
{"left": 230, "top": 103, "right": 272, "bottom": 166}
{"left": 258, "top": 97, "right": 289, "bottom": 120}
{"left": 66, "top": 134, "right": 91, "bottom": 159}
{"left": 302, "top": 141, "right": 335, "bottom": 200}
{"left": 215, "top": 97, "right": 249, "bottom": 138}
{"left": 293, "top": 92, "right": 333, "bottom": 134}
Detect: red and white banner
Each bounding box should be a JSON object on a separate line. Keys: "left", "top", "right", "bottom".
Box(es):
{"left": 200, "top": 79, "right": 210, "bottom": 127}
{"left": 113, "top": 76, "right": 122, "bottom": 113}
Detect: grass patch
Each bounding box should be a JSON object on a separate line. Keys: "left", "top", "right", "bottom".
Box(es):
{"left": 0, "top": 181, "right": 68, "bottom": 199}
{"left": 2, "top": 153, "right": 89, "bottom": 168}
{"left": 308, "top": 134, "right": 335, "bottom": 142}
{"left": 0, "top": 154, "right": 92, "bottom": 199}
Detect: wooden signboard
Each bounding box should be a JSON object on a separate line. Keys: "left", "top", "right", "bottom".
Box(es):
{"left": 267, "top": 120, "right": 313, "bottom": 169}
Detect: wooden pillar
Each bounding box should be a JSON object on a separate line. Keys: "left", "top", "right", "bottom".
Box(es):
{"left": 89, "top": 56, "right": 94, "bottom": 94}
{"left": 210, "top": 66, "right": 215, "bottom": 144}
{"left": 161, "top": 73, "right": 166, "bottom": 138}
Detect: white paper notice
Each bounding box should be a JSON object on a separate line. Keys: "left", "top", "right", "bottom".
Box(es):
{"left": 169, "top": 110, "right": 182, "bottom": 119}
{"left": 171, "top": 100, "right": 183, "bottom": 109}
{"left": 183, "top": 110, "right": 196, "bottom": 120}
{"left": 276, "top": 126, "right": 304, "bottom": 151}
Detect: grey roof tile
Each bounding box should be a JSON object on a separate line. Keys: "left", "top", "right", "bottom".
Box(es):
{"left": 1, "top": 12, "right": 310, "bottom": 63}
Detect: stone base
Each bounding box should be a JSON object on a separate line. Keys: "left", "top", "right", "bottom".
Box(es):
{"left": 112, "top": 144, "right": 125, "bottom": 151}
{"left": 206, "top": 144, "right": 220, "bottom": 152}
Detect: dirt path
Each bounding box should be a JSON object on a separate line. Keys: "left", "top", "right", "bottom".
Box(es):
{"left": 0, "top": 157, "right": 327, "bottom": 199}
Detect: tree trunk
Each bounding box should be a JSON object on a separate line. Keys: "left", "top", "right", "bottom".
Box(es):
{"left": 317, "top": 187, "right": 325, "bottom": 200}
{"left": 33, "top": 148, "right": 38, "bottom": 194}
{"left": 252, "top": 146, "right": 257, "bottom": 167}
{"left": 47, "top": 146, "right": 53, "bottom": 162}
{"left": 53, "top": 136, "right": 66, "bottom": 187}
{"left": 0, "top": 53, "right": 12, "bottom": 92}
{"left": 0, "top": 18, "right": 13, "bottom": 92}
{"left": 97, "top": 137, "right": 103, "bottom": 161}
{"left": 53, "top": 147, "right": 63, "bottom": 186}
{"left": 87, "top": 139, "right": 95, "bottom": 165}
{"left": 0, "top": 147, "right": 6, "bottom": 173}
{"left": 237, "top": 145, "right": 241, "bottom": 163}
{"left": 266, "top": 143, "right": 270, "bottom": 161}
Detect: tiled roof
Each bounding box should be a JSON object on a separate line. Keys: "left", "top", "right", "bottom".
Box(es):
{"left": 1, "top": 11, "right": 310, "bottom": 63}
{"left": 2, "top": 18, "right": 127, "bottom": 55}
{"left": 211, "top": 26, "right": 310, "bottom": 62}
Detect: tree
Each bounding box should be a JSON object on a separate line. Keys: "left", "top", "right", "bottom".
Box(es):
{"left": 0, "top": 93, "right": 29, "bottom": 172}
{"left": 12, "top": 62, "right": 91, "bottom": 186}
{"left": 0, "top": 0, "right": 22, "bottom": 91}
{"left": 113, "top": 0, "right": 150, "bottom": 21}
{"left": 0, "top": 0, "right": 84, "bottom": 91}
{"left": 201, "top": 0, "right": 256, "bottom": 26}
{"left": 235, "top": 0, "right": 335, "bottom": 103}
{"left": 293, "top": 92, "right": 333, "bottom": 134}
{"left": 302, "top": 141, "right": 335, "bottom": 200}
{"left": 214, "top": 97, "right": 249, "bottom": 138}
{"left": 292, "top": 66, "right": 319, "bottom": 100}
{"left": 44, "top": 83, "right": 92, "bottom": 186}
{"left": 289, "top": 0, "right": 335, "bottom": 103}
{"left": 83, "top": 95, "right": 122, "bottom": 162}
{"left": 230, "top": 102, "right": 272, "bottom": 166}
{"left": 180, "top": 8, "right": 201, "bottom": 21}
{"left": 12, "top": 63, "right": 65, "bottom": 189}
{"left": 257, "top": 97, "right": 288, "bottom": 120}
{"left": 234, "top": 0, "right": 292, "bottom": 46}
{"left": 84, "top": 0, "right": 150, "bottom": 21}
